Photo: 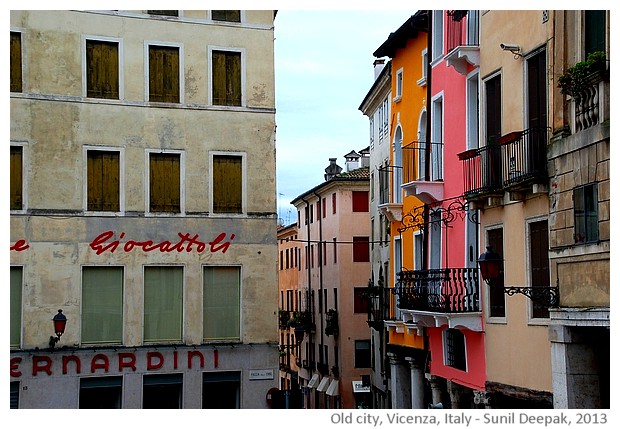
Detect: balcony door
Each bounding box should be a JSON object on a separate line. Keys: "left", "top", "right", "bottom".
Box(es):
{"left": 529, "top": 219, "right": 550, "bottom": 319}
{"left": 484, "top": 74, "right": 502, "bottom": 189}
{"left": 527, "top": 49, "right": 547, "bottom": 174}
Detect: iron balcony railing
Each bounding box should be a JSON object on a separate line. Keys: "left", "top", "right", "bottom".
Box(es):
{"left": 458, "top": 127, "right": 549, "bottom": 198}
{"left": 366, "top": 284, "right": 393, "bottom": 329}
{"left": 396, "top": 268, "right": 480, "bottom": 313}
{"left": 446, "top": 10, "right": 480, "bottom": 54}
{"left": 402, "top": 140, "right": 444, "bottom": 183}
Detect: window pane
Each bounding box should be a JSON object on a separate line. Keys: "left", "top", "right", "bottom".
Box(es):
{"left": 86, "top": 40, "right": 119, "bottom": 99}
{"left": 10, "top": 146, "right": 23, "bottom": 211}
{"left": 213, "top": 155, "right": 242, "bottom": 213}
{"left": 10, "top": 267, "right": 23, "bottom": 347}
{"left": 10, "top": 32, "right": 22, "bottom": 92}
{"left": 150, "top": 153, "right": 181, "bottom": 213}
{"left": 212, "top": 10, "right": 240, "bottom": 22}
{"left": 144, "top": 267, "right": 183, "bottom": 342}
{"left": 445, "top": 328, "right": 466, "bottom": 371}
{"left": 203, "top": 371, "right": 241, "bottom": 409}
{"left": 79, "top": 377, "right": 122, "bottom": 408}
{"left": 203, "top": 266, "right": 240, "bottom": 341}
{"left": 143, "top": 374, "right": 183, "bottom": 409}
{"left": 82, "top": 267, "right": 123, "bottom": 344}
{"left": 585, "top": 10, "right": 606, "bottom": 55}
{"left": 149, "top": 46, "right": 180, "bottom": 103}
{"left": 87, "top": 150, "right": 120, "bottom": 211}
{"left": 354, "top": 340, "right": 371, "bottom": 368}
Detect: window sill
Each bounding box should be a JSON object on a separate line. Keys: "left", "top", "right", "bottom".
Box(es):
{"left": 393, "top": 95, "right": 402, "bottom": 103}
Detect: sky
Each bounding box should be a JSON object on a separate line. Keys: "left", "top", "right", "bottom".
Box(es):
{"left": 274, "top": 9, "right": 416, "bottom": 225}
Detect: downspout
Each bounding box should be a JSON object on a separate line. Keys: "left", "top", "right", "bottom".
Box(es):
{"left": 423, "top": 9, "right": 433, "bottom": 271}
{"left": 313, "top": 191, "right": 325, "bottom": 361}
{"left": 300, "top": 196, "right": 314, "bottom": 373}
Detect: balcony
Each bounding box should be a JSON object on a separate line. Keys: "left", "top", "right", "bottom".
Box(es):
{"left": 366, "top": 283, "right": 393, "bottom": 331}
{"left": 445, "top": 10, "right": 480, "bottom": 75}
{"left": 395, "top": 268, "right": 482, "bottom": 331}
{"left": 402, "top": 140, "right": 444, "bottom": 204}
{"left": 458, "top": 127, "right": 550, "bottom": 205}
{"left": 378, "top": 165, "right": 403, "bottom": 221}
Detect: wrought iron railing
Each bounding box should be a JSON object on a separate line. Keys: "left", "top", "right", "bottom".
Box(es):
{"left": 396, "top": 268, "right": 479, "bottom": 313}
{"left": 402, "top": 140, "right": 444, "bottom": 183}
{"left": 458, "top": 127, "right": 549, "bottom": 197}
{"left": 366, "top": 284, "right": 393, "bottom": 329}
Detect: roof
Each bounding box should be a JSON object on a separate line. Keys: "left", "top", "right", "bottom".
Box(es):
{"left": 290, "top": 166, "right": 370, "bottom": 206}
{"left": 373, "top": 10, "right": 428, "bottom": 58}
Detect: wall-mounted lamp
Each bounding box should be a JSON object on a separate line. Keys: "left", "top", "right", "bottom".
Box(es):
{"left": 477, "top": 246, "right": 560, "bottom": 308}
{"left": 49, "top": 309, "right": 67, "bottom": 349}
{"left": 500, "top": 43, "right": 523, "bottom": 58}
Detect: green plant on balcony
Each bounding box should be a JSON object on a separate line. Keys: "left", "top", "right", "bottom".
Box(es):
{"left": 278, "top": 309, "right": 290, "bottom": 328}
{"left": 558, "top": 51, "right": 607, "bottom": 97}
{"left": 287, "top": 310, "right": 312, "bottom": 330}
{"left": 325, "top": 308, "right": 339, "bottom": 336}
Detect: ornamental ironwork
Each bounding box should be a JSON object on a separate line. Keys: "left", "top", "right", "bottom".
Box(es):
{"left": 398, "top": 195, "right": 478, "bottom": 234}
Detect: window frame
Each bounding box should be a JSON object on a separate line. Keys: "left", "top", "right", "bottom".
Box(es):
{"left": 10, "top": 266, "right": 23, "bottom": 348}
{"left": 145, "top": 149, "right": 185, "bottom": 216}
{"left": 210, "top": 10, "right": 242, "bottom": 23}
{"left": 394, "top": 67, "right": 404, "bottom": 101}
{"left": 209, "top": 151, "right": 246, "bottom": 216}
{"left": 10, "top": 142, "right": 27, "bottom": 213}
{"left": 207, "top": 46, "right": 246, "bottom": 107}
{"left": 144, "top": 41, "right": 184, "bottom": 104}
{"left": 84, "top": 146, "right": 125, "bottom": 215}
{"left": 353, "top": 287, "right": 370, "bottom": 314}
{"left": 82, "top": 35, "right": 124, "bottom": 100}
{"left": 81, "top": 265, "right": 125, "bottom": 346}
{"left": 352, "top": 236, "right": 370, "bottom": 263}
{"left": 443, "top": 328, "right": 467, "bottom": 371}
{"left": 354, "top": 339, "right": 371, "bottom": 368}
{"left": 574, "top": 183, "right": 599, "bottom": 244}
{"left": 352, "top": 190, "right": 369, "bottom": 213}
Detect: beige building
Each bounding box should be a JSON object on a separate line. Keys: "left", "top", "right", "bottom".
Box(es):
{"left": 10, "top": 10, "right": 278, "bottom": 409}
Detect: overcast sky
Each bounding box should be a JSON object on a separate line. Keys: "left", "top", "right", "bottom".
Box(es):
{"left": 274, "top": 9, "right": 416, "bottom": 225}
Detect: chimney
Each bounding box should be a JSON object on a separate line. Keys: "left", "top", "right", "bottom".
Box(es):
{"left": 344, "top": 151, "right": 361, "bottom": 172}
{"left": 373, "top": 59, "right": 385, "bottom": 80}
{"left": 324, "top": 158, "right": 342, "bottom": 181}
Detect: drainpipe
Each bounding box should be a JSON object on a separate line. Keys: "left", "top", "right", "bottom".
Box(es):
{"left": 300, "top": 196, "right": 314, "bottom": 373}
{"left": 423, "top": 9, "right": 433, "bottom": 271}
{"left": 313, "top": 191, "right": 325, "bottom": 353}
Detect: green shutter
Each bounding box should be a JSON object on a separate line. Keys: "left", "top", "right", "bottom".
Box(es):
{"left": 81, "top": 267, "right": 123, "bottom": 344}
{"left": 144, "top": 267, "right": 183, "bottom": 342}
{"left": 203, "top": 266, "right": 240, "bottom": 341}
{"left": 10, "top": 267, "right": 23, "bottom": 347}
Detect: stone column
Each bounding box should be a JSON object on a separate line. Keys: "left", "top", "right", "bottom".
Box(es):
{"left": 426, "top": 374, "right": 443, "bottom": 408}
{"left": 405, "top": 356, "right": 425, "bottom": 409}
{"left": 388, "top": 352, "right": 411, "bottom": 408}
{"left": 473, "top": 390, "right": 491, "bottom": 409}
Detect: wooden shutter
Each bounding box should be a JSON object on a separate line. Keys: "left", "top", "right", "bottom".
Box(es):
{"left": 487, "top": 228, "right": 505, "bottom": 318}
{"left": 212, "top": 10, "right": 240, "bottom": 22}
{"left": 212, "top": 51, "right": 241, "bottom": 106}
{"left": 353, "top": 237, "right": 370, "bottom": 262}
{"left": 352, "top": 191, "right": 369, "bottom": 212}
{"left": 213, "top": 155, "right": 242, "bottom": 213}
{"left": 86, "top": 41, "right": 119, "bottom": 99}
{"left": 87, "top": 151, "right": 120, "bottom": 211}
{"left": 149, "top": 46, "right": 179, "bottom": 103}
{"left": 10, "top": 146, "right": 22, "bottom": 210}
{"left": 10, "top": 32, "right": 22, "bottom": 93}
{"left": 150, "top": 153, "right": 180, "bottom": 212}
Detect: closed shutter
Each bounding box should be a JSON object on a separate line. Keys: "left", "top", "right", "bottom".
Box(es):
{"left": 10, "top": 32, "right": 22, "bottom": 93}
{"left": 10, "top": 146, "right": 22, "bottom": 210}
{"left": 530, "top": 220, "right": 550, "bottom": 318}
{"left": 87, "top": 151, "right": 120, "bottom": 211}
{"left": 487, "top": 228, "right": 505, "bottom": 318}
{"left": 149, "top": 46, "right": 179, "bottom": 103}
{"left": 212, "top": 51, "right": 241, "bottom": 106}
{"left": 86, "top": 41, "right": 119, "bottom": 99}
{"left": 150, "top": 153, "right": 180, "bottom": 212}
{"left": 213, "top": 155, "right": 242, "bottom": 213}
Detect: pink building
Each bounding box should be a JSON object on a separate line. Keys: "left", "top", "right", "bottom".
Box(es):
{"left": 291, "top": 153, "right": 371, "bottom": 409}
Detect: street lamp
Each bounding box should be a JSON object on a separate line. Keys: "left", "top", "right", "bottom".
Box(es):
{"left": 477, "top": 245, "right": 502, "bottom": 284}
{"left": 49, "top": 309, "right": 67, "bottom": 349}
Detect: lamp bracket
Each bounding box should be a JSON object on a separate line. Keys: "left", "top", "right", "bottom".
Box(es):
{"left": 503, "top": 286, "right": 560, "bottom": 308}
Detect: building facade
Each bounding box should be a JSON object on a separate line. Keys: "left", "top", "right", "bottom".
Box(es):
{"left": 10, "top": 10, "right": 278, "bottom": 409}
{"left": 291, "top": 154, "right": 371, "bottom": 409}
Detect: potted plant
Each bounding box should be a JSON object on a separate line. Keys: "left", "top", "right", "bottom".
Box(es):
{"left": 558, "top": 51, "right": 607, "bottom": 97}
{"left": 325, "top": 308, "right": 339, "bottom": 336}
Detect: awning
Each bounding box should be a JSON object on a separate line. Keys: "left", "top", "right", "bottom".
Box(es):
{"left": 316, "top": 377, "right": 330, "bottom": 392}
{"left": 352, "top": 380, "right": 371, "bottom": 393}
{"left": 307, "top": 374, "right": 320, "bottom": 389}
{"left": 326, "top": 379, "right": 339, "bottom": 396}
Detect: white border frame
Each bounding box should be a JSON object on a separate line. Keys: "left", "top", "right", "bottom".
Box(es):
{"left": 10, "top": 141, "right": 28, "bottom": 214}
{"left": 144, "top": 40, "right": 185, "bottom": 104}
{"left": 82, "top": 34, "right": 125, "bottom": 100}
{"left": 201, "top": 264, "right": 243, "bottom": 343}
{"left": 208, "top": 151, "right": 247, "bottom": 216}
{"left": 83, "top": 145, "right": 126, "bottom": 215}
{"left": 145, "top": 149, "right": 186, "bottom": 216}
{"left": 207, "top": 46, "right": 247, "bottom": 108}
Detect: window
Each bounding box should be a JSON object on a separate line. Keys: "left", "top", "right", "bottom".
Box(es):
{"left": 144, "top": 266, "right": 183, "bottom": 342}
{"left": 212, "top": 10, "right": 241, "bottom": 22}
{"left": 10, "top": 31, "right": 22, "bottom": 92}
{"left": 333, "top": 238, "right": 337, "bottom": 264}
{"left": 82, "top": 267, "right": 123, "bottom": 345}
{"left": 212, "top": 154, "right": 243, "bottom": 214}
{"left": 148, "top": 10, "right": 178, "bottom": 17}
{"left": 332, "top": 193, "right": 337, "bottom": 214}
{"left": 149, "top": 152, "right": 181, "bottom": 213}
{"left": 80, "top": 377, "right": 122, "bottom": 409}
{"left": 432, "top": 10, "right": 444, "bottom": 60}
{"left": 148, "top": 45, "right": 180, "bottom": 103}
{"left": 431, "top": 95, "right": 444, "bottom": 181}
{"left": 86, "top": 39, "right": 119, "bottom": 99}
{"left": 353, "top": 236, "right": 370, "bottom": 262}
{"left": 203, "top": 372, "right": 241, "bottom": 409}
{"left": 87, "top": 150, "right": 120, "bottom": 212}
{"left": 487, "top": 228, "right": 505, "bottom": 318}
{"left": 353, "top": 287, "right": 370, "bottom": 314}
{"left": 203, "top": 266, "right": 240, "bottom": 341}
{"left": 10, "top": 382, "right": 19, "bottom": 409}
{"left": 530, "top": 220, "right": 550, "bottom": 319}
{"left": 10, "top": 145, "right": 23, "bottom": 211}
{"left": 212, "top": 50, "right": 242, "bottom": 106}
{"left": 574, "top": 184, "right": 599, "bottom": 243}
{"left": 322, "top": 198, "right": 326, "bottom": 218}
{"left": 143, "top": 374, "right": 183, "bottom": 409}
{"left": 10, "top": 267, "right": 23, "bottom": 348}
{"left": 352, "top": 191, "right": 369, "bottom": 212}
{"left": 585, "top": 10, "right": 606, "bottom": 56}
{"left": 444, "top": 328, "right": 466, "bottom": 371}
{"left": 395, "top": 68, "right": 403, "bottom": 100}
{"left": 354, "top": 340, "right": 371, "bottom": 368}
{"left": 420, "top": 49, "right": 428, "bottom": 84}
